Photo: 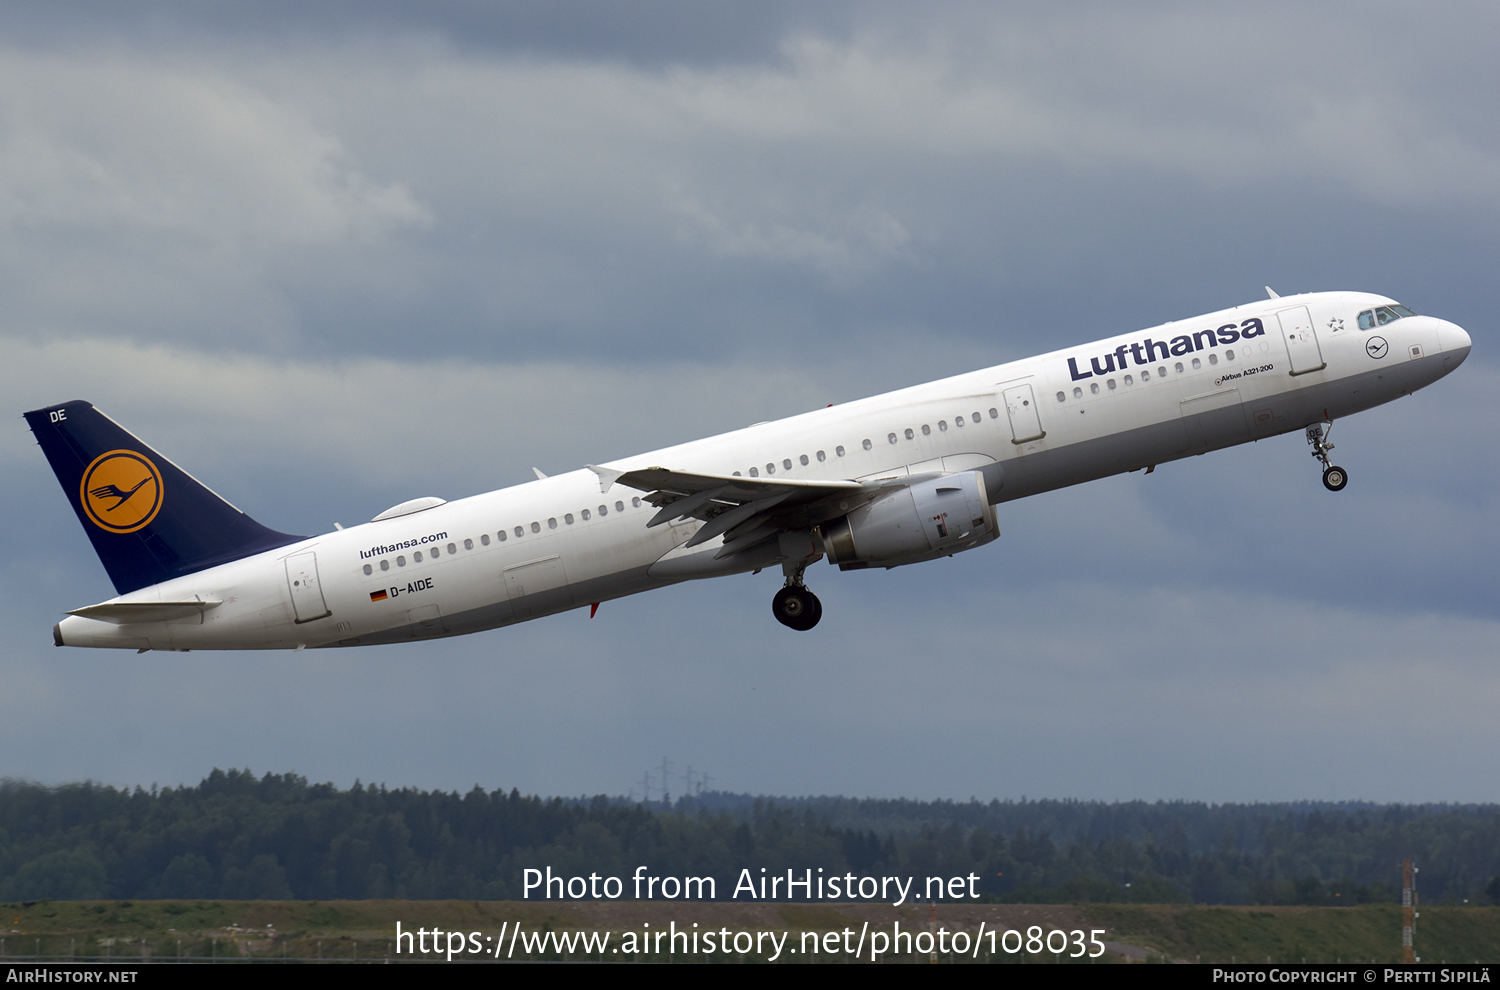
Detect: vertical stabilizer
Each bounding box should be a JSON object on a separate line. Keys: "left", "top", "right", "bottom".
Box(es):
{"left": 24, "top": 400, "right": 305, "bottom": 594}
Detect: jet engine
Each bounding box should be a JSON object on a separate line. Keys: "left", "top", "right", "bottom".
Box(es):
{"left": 821, "top": 471, "right": 998, "bottom": 570}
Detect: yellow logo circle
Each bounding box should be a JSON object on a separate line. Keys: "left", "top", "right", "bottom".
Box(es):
{"left": 79, "top": 450, "right": 163, "bottom": 534}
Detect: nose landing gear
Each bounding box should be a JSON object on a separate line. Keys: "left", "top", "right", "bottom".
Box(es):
{"left": 772, "top": 561, "right": 822, "bottom": 631}
{"left": 1307, "top": 422, "right": 1347, "bottom": 491}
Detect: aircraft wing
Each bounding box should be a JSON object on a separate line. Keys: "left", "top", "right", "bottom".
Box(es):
{"left": 609, "top": 466, "right": 907, "bottom": 560}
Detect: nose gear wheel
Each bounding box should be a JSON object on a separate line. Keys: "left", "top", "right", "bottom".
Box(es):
{"left": 1307, "top": 423, "right": 1347, "bottom": 492}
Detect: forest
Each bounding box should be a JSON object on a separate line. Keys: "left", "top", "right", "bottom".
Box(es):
{"left": 2, "top": 771, "right": 1496, "bottom": 906}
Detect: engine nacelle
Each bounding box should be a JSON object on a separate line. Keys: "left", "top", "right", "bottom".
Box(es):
{"left": 821, "top": 471, "right": 998, "bottom": 570}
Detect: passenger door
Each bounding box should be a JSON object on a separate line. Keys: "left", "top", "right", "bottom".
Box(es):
{"left": 1277, "top": 306, "right": 1327, "bottom": 376}
{"left": 1001, "top": 384, "right": 1046, "bottom": 444}
{"left": 284, "top": 551, "right": 332, "bottom": 623}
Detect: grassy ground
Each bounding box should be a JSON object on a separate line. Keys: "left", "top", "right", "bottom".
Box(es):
{"left": 1079, "top": 905, "right": 1500, "bottom": 964}
{"left": 1, "top": 899, "right": 1495, "bottom": 963}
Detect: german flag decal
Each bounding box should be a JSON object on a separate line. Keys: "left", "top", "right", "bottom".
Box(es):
{"left": 370, "top": 589, "right": 388, "bottom": 602}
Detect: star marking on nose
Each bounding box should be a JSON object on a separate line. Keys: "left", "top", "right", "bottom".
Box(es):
{"left": 1327, "top": 318, "right": 1345, "bottom": 332}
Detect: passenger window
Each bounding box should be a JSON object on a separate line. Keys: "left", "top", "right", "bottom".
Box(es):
{"left": 921, "top": 424, "right": 931, "bottom": 435}
{"left": 530, "top": 522, "right": 540, "bottom": 533}
{"left": 498, "top": 531, "right": 507, "bottom": 542}
{"left": 749, "top": 467, "right": 759, "bottom": 477}
{"left": 732, "top": 471, "right": 742, "bottom": 476}
{"left": 380, "top": 559, "right": 390, "bottom": 571}
{"left": 598, "top": 504, "right": 607, "bottom": 516}
{"left": 836, "top": 445, "right": 845, "bottom": 457}
{"left": 783, "top": 458, "right": 793, "bottom": 470}
{"left": 862, "top": 439, "right": 872, "bottom": 450}
{"left": 581, "top": 509, "right": 590, "bottom": 521}
{"left": 1208, "top": 353, "right": 1218, "bottom": 365}
{"left": 362, "top": 564, "right": 372, "bottom": 576}
{"left": 1056, "top": 391, "right": 1066, "bottom": 402}
{"left": 397, "top": 555, "right": 406, "bottom": 566}
{"left": 1226, "top": 349, "right": 1235, "bottom": 360}
{"left": 816, "top": 450, "right": 826, "bottom": 462}
{"left": 1192, "top": 358, "right": 1201, "bottom": 370}
{"left": 429, "top": 546, "right": 439, "bottom": 558}
{"left": 957, "top": 415, "right": 966, "bottom": 426}
{"left": 414, "top": 551, "right": 424, "bottom": 562}
{"left": 615, "top": 501, "right": 625, "bottom": 512}
{"left": 564, "top": 513, "right": 574, "bottom": 525}
{"left": 1124, "top": 375, "right": 1134, "bottom": 386}
{"left": 1090, "top": 382, "right": 1100, "bottom": 394}
{"left": 548, "top": 518, "right": 558, "bottom": 529}
{"left": 464, "top": 539, "right": 473, "bottom": 550}
{"left": 446, "top": 543, "right": 455, "bottom": 554}
{"left": 1142, "top": 370, "right": 1151, "bottom": 381}
{"left": 1107, "top": 379, "right": 1117, "bottom": 390}
{"left": 516, "top": 526, "right": 525, "bottom": 537}
{"left": 481, "top": 534, "right": 491, "bottom": 546}
{"left": 1158, "top": 366, "right": 1167, "bottom": 377}
{"left": 972, "top": 411, "right": 981, "bottom": 422}
{"left": 887, "top": 433, "right": 897, "bottom": 444}
{"left": 938, "top": 421, "right": 947, "bottom": 431}
{"left": 988, "top": 408, "right": 999, "bottom": 419}
{"left": 766, "top": 463, "right": 775, "bottom": 474}
{"left": 1175, "top": 362, "right": 1184, "bottom": 373}
{"left": 905, "top": 428, "right": 914, "bottom": 439}
{"left": 1073, "top": 387, "right": 1082, "bottom": 399}
{"left": 632, "top": 497, "right": 641, "bottom": 507}
{"left": 800, "top": 454, "right": 809, "bottom": 465}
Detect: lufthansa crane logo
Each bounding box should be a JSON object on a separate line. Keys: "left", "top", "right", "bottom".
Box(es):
{"left": 79, "top": 450, "right": 163, "bottom": 534}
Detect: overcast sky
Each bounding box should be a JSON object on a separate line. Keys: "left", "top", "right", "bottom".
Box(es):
{"left": 3, "top": 2, "right": 1497, "bottom": 804}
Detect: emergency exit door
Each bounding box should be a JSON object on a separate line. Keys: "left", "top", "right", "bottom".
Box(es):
{"left": 1001, "top": 383, "right": 1046, "bottom": 444}
{"left": 284, "top": 551, "right": 331, "bottom": 623}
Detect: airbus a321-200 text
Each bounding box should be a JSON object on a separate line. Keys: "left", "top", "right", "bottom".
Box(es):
{"left": 26, "top": 289, "right": 1471, "bottom": 650}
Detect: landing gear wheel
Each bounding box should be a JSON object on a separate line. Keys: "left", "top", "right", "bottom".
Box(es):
{"left": 772, "top": 586, "right": 822, "bottom": 631}
{"left": 805, "top": 591, "right": 822, "bottom": 629}
{"left": 1307, "top": 423, "right": 1346, "bottom": 491}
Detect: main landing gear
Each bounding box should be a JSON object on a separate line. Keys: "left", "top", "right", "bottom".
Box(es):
{"left": 1307, "top": 422, "right": 1348, "bottom": 492}
{"left": 772, "top": 561, "right": 822, "bottom": 631}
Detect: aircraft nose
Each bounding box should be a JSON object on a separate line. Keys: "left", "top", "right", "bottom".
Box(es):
{"left": 1440, "top": 321, "right": 1472, "bottom": 362}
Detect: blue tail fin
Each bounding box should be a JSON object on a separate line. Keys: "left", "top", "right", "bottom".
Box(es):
{"left": 24, "top": 400, "right": 305, "bottom": 594}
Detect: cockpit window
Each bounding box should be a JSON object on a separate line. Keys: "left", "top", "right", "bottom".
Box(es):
{"left": 1375, "top": 304, "right": 1416, "bottom": 325}
{"left": 1358, "top": 310, "right": 1375, "bottom": 330}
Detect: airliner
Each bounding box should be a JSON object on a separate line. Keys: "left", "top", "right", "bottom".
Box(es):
{"left": 26, "top": 289, "right": 1471, "bottom": 650}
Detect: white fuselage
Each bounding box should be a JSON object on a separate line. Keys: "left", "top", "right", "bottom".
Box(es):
{"left": 55, "top": 291, "right": 1471, "bottom": 650}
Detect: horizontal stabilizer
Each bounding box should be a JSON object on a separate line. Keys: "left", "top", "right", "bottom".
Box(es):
{"left": 68, "top": 600, "right": 222, "bottom": 625}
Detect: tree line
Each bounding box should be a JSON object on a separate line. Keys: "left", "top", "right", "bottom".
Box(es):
{"left": 1, "top": 770, "right": 1497, "bottom": 905}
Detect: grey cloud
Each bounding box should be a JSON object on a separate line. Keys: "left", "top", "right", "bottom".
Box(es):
{"left": 2, "top": 8, "right": 1498, "bottom": 366}
{"left": 3, "top": 563, "right": 1496, "bottom": 802}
